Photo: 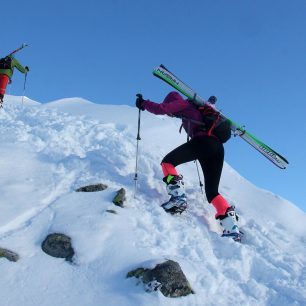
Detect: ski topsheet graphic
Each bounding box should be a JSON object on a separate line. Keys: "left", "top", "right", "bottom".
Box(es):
{"left": 153, "top": 64, "right": 289, "bottom": 169}
{"left": 153, "top": 65, "right": 206, "bottom": 106}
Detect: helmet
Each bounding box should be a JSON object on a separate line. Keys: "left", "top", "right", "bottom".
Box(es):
{"left": 208, "top": 96, "right": 217, "bottom": 104}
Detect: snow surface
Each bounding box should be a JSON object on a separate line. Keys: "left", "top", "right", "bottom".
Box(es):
{"left": 0, "top": 95, "right": 305, "bottom": 306}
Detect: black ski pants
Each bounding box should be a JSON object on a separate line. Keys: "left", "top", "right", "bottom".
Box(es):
{"left": 162, "top": 136, "right": 224, "bottom": 203}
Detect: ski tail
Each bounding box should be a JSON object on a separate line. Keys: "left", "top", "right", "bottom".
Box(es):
{"left": 152, "top": 64, "right": 289, "bottom": 169}
{"left": 244, "top": 132, "right": 288, "bottom": 169}
{"left": 230, "top": 120, "right": 289, "bottom": 169}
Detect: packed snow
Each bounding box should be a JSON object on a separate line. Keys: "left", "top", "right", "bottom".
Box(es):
{"left": 0, "top": 95, "right": 305, "bottom": 306}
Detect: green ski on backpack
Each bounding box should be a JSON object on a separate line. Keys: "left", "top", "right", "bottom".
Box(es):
{"left": 153, "top": 64, "right": 289, "bottom": 170}
{"left": 0, "top": 44, "right": 29, "bottom": 69}
{"left": 9, "top": 43, "right": 28, "bottom": 56}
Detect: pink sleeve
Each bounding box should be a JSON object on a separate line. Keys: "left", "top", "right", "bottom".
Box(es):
{"left": 143, "top": 92, "right": 189, "bottom": 115}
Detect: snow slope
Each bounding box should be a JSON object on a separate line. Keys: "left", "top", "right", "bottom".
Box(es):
{"left": 0, "top": 95, "right": 305, "bottom": 306}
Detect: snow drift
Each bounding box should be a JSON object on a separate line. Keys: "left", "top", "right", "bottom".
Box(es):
{"left": 0, "top": 95, "right": 305, "bottom": 306}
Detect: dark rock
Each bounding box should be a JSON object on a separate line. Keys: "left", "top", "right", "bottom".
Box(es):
{"left": 0, "top": 247, "right": 19, "bottom": 262}
{"left": 127, "top": 260, "right": 194, "bottom": 297}
{"left": 41, "top": 233, "right": 75, "bottom": 261}
{"left": 112, "top": 188, "right": 126, "bottom": 207}
{"left": 106, "top": 209, "right": 118, "bottom": 214}
{"left": 127, "top": 267, "right": 146, "bottom": 279}
{"left": 76, "top": 183, "right": 108, "bottom": 192}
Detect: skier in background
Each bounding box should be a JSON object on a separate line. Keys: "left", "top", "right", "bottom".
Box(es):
{"left": 136, "top": 91, "right": 241, "bottom": 241}
{"left": 0, "top": 54, "right": 29, "bottom": 105}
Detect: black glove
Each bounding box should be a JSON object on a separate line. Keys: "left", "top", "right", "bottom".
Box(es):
{"left": 208, "top": 96, "right": 217, "bottom": 104}
{"left": 136, "top": 94, "right": 145, "bottom": 111}
{"left": 25, "top": 66, "right": 29, "bottom": 72}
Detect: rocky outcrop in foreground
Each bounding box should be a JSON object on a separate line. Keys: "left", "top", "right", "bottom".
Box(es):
{"left": 127, "top": 260, "right": 194, "bottom": 297}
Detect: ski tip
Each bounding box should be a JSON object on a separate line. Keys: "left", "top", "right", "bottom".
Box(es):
{"left": 153, "top": 64, "right": 165, "bottom": 73}
{"left": 23, "top": 43, "right": 29, "bottom": 48}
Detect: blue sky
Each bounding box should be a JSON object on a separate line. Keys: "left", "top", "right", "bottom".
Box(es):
{"left": 3, "top": 0, "right": 306, "bottom": 212}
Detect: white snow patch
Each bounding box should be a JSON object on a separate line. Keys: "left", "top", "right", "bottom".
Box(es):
{"left": 0, "top": 96, "right": 305, "bottom": 306}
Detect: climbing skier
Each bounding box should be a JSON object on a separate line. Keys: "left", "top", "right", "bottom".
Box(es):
{"left": 0, "top": 54, "right": 29, "bottom": 105}
{"left": 136, "top": 91, "right": 241, "bottom": 241}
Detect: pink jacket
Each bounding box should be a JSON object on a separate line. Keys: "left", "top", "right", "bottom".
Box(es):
{"left": 143, "top": 91, "right": 206, "bottom": 139}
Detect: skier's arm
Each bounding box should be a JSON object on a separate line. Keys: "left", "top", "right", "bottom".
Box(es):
{"left": 144, "top": 92, "right": 189, "bottom": 115}
{"left": 11, "top": 58, "right": 27, "bottom": 74}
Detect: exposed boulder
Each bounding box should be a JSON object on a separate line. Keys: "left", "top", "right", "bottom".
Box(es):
{"left": 106, "top": 209, "right": 118, "bottom": 214}
{"left": 76, "top": 183, "right": 108, "bottom": 192}
{"left": 0, "top": 247, "right": 19, "bottom": 262}
{"left": 112, "top": 188, "right": 126, "bottom": 207}
{"left": 41, "top": 233, "right": 75, "bottom": 262}
{"left": 127, "top": 260, "right": 194, "bottom": 297}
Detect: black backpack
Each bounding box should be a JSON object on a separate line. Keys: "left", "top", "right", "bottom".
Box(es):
{"left": 0, "top": 56, "right": 12, "bottom": 69}
{"left": 198, "top": 104, "right": 232, "bottom": 143}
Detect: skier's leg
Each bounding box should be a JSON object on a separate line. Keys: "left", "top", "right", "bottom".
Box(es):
{"left": 200, "top": 152, "right": 231, "bottom": 217}
{"left": 0, "top": 74, "right": 9, "bottom": 96}
{"left": 196, "top": 137, "right": 225, "bottom": 205}
{"left": 164, "top": 136, "right": 226, "bottom": 213}
{"left": 161, "top": 141, "right": 198, "bottom": 176}
{"left": 161, "top": 174, "right": 188, "bottom": 214}
{"left": 161, "top": 162, "right": 178, "bottom": 177}
{"left": 211, "top": 194, "right": 230, "bottom": 218}
{"left": 218, "top": 206, "right": 241, "bottom": 241}
{"left": 198, "top": 142, "right": 241, "bottom": 241}
{"left": 161, "top": 140, "right": 198, "bottom": 197}
{"left": 160, "top": 142, "right": 198, "bottom": 214}
{"left": 0, "top": 75, "right": 9, "bottom": 105}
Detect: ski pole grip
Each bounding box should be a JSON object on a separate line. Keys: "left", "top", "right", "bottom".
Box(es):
{"left": 136, "top": 93, "right": 144, "bottom": 111}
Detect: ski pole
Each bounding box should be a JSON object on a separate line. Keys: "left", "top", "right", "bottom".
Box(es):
{"left": 21, "top": 73, "right": 27, "bottom": 105}
{"left": 134, "top": 94, "right": 142, "bottom": 197}
{"left": 194, "top": 160, "right": 206, "bottom": 202}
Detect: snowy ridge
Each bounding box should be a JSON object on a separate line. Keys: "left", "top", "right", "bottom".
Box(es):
{"left": 0, "top": 96, "right": 305, "bottom": 306}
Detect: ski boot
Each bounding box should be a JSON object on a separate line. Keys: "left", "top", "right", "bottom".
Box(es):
{"left": 218, "top": 206, "right": 242, "bottom": 242}
{"left": 161, "top": 175, "right": 187, "bottom": 215}
{"left": 0, "top": 93, "right": 3, "bottom": 108}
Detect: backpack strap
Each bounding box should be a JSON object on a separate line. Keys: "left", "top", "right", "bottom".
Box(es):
{"left": 207, "top": 112, "right": 221, "bottom": 136}
{"left": 179, "top": 123, "right": 184, "bottom": 133}
{"left": 198, "top": 105, "right": 222, "bottom": 137}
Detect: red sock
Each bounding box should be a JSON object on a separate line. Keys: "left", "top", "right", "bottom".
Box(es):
{"left": 161, "top": 162, "right": 178, "bottom": 177}
{"left": 211, "top": 194, "right": 230, "bottom": 218}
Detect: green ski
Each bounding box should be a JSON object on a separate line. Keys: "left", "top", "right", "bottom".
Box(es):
{"left": 8, "top": 43, "right": 28, "bottom": 56}
{"left": 153, "top": 64, "right": 289, "bottom": 169}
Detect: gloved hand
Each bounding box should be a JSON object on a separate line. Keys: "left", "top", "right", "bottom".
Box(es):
{"left": 136, "top": 94, "right": 145, "bottom": 111}
{"left": 208, "top": 96, "right": 217, "bottom": 104}
{"left": 25, "top": 66, "right": 30, "bottom": 72}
